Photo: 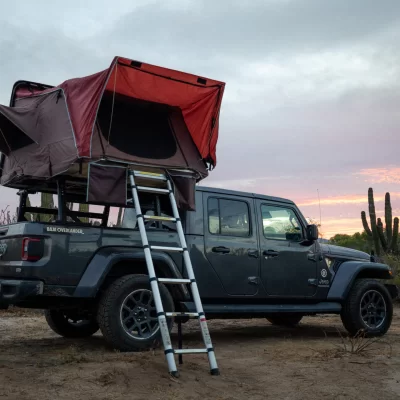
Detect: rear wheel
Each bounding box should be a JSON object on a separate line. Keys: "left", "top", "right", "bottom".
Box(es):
{"left": 266, "top": 314, "right": 303, "bottom": 327}
{"left": 44, "top": 309, "right": 99, "bottom": 338}
{"left": 97, "top": 274, "right": 174, "bottom": 352}
{"left": 341, "top": 279, "right": 393, "bottom": 337}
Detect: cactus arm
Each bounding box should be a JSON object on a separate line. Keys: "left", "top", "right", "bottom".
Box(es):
{"left": 385, "top": 192, "right": 393, "bottom": 245}
{"left": 391, "top": 217, "right": 399, "bottom": 253}
{"left": 377, "top": 218, "right": 388, "bottom": 251}
{"left": 368, "top": 188, "right": 381, "bottom": 256}
{"left": 361, "top": 211, "right": 372, "bottom": 236}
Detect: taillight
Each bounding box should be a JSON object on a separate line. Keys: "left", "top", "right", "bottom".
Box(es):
{"left": 21, "top": 237, "right": 44, "bottom": 261}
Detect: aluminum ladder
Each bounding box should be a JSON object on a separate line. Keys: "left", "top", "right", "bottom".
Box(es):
{"left": 128, "top": 169, "right": 219, "bottom": 378}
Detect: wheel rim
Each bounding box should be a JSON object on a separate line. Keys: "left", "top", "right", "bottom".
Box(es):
{"left": 360, "top": 289, "right": 387, "bottom": 329}
{"left": 120, "top": 289, "right": 159, "bottom": 340}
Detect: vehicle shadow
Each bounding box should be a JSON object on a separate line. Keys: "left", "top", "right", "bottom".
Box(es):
{"left": 170, "top": 322, "right": 346, "bottom": 344}
{"left": 0, "top": 320, "right": 347, "bottom": 357}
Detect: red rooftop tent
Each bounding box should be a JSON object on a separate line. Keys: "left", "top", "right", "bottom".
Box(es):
{"left": 0, "top": 56, "right": 225, "bottom": 209}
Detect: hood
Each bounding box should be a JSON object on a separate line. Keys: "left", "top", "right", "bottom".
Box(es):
{"left": 320, "top": 244, "right": 371, "bottom": 261}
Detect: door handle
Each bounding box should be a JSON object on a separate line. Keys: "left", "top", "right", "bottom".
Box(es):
{"left": 212, "top": 246, "right": 230, "bottom": 254}
{"left": 248, "top": 249, "right": 259, "bottom": 258}
{"left": 263, "top": 250, "right": 279, "bottom": 258}
{"left": 248, "top": 276, "right": 259, "bottom": 285}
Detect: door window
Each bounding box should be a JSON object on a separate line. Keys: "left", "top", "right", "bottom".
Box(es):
{"left": 261, "top": 204, "right": 302, "bottom": 241}
{"left": 208, "top": 197, "right": 250, "bottom": 237}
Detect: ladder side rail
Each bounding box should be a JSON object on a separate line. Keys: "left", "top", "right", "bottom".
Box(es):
{"left": 166, "top": 179, "right": 220, "bottom": 375}
{"left": 128, "top": 171, "right": 179, "bottom": 377}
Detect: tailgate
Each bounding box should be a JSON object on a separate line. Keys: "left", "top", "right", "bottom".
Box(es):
{"left": 0, "top": 222, "right": 49, "bottom": 280}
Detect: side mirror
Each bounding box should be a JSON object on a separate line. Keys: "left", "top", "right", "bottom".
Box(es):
{"left": 306, "top": 224, "right": 319, "bottom": 241}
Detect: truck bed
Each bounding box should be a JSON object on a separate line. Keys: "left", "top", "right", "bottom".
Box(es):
{"left": 0, "top": 222, "right": 182, "bottom": 287}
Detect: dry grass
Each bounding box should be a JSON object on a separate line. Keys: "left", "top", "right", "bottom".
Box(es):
{"left": 334, "top": 328, "right": 393, "bottom": 357}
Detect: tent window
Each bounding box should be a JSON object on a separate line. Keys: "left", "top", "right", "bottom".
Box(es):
{"left": 97, "top": 92, "right": 178, "bottom": 159}
{"left": 0, "top": 112, "right": 35, "bottom": 154}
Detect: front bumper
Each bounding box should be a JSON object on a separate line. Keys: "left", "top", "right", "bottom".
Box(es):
{"left": 0, "top": 279, "right": 43, "bottom": 305}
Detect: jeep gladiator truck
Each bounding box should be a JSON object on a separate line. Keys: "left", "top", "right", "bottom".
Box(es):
{"left": 0, "top": 186, "right": 396, "bottom": 351}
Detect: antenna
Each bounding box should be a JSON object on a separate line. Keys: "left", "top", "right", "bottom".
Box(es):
{"left": 317, "top": 189, "right": 322, "bottom": 227}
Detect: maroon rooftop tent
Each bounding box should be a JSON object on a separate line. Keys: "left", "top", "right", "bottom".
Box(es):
{"left": 0, "top": 56, "right": 225, "bottom": 209}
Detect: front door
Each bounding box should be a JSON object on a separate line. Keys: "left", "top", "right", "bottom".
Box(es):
{"left": 203, "top": 192, "right": 260, "bottom": 296}
{"left": 256, "top": 200, "right": 318, "bottom": 298}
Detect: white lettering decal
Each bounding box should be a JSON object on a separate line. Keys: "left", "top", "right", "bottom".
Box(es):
{"left": 45, "top": 227, "right": 84, "bottom": 234}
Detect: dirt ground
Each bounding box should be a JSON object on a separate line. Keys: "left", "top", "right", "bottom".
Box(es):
{"left": 1, "top": 308, "right": 400, "bottom": 400}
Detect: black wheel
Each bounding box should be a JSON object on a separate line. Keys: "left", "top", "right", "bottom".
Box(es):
{"left": 97, "top": 274, "right": 174, "bottom": 352}
{"left": 341, "top": 279, "right": 393, "bottom": 337}
{"left": 44, "top": 309, "right": 99, "bottom": 338}
{"left": 266, "top": 314, "right": 303, "bottom": 327}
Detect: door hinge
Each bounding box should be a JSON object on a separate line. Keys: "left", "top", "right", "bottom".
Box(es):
{"left": 248, "top": 276, "right": 259, "bottom": 285}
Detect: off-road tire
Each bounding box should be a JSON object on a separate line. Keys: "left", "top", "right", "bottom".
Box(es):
{"left": 266, "top": 314, "right": 303, "bottom": 327}
{"left": 341, "top": 279, "right": 393, "bottom": 337}
{"left": 97, "top": 274, "right": 174, "bottom": 352}
{"left": 44, "top": 309, "right": 100, "bottom": 338}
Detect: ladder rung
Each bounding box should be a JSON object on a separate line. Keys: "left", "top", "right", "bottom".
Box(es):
{"left": 151, "top": 246, "right": 183, "bottom": 252}
{"left": 133, "top": 171, "right": 167, "bottom": 181}
{"left": 144, "top": 215, "right": 176, "bottom": 222}
{"left": 158, "top": 278, "right": 191, "bottom": 284}
{"left": 165, "top": 312, "right": 199, "bottom": 318}
{"left": 136, "top": 186, "right": 169, "bottom": 194}
{"left": 174, "top": 349, "right": 208, "bottom": 354}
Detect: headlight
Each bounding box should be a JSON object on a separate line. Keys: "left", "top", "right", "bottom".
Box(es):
{"left": 325, "top": 257, "right": 334, "bottom": 269}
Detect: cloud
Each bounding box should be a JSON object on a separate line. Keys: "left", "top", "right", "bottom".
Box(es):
{"left": 298, "top": 193, "right": 400, "bottom": 207}
{"left": 357, "top": 167, "right": 400, "bottom": 184}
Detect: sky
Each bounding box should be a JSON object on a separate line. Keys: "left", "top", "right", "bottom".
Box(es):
{"left": 0, "top": 0, "right": 400, "bottom": 238}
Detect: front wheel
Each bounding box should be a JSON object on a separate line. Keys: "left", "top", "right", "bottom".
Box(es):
{"left": 266, "top": 314, "right": 303, "bottom": 327}
{"left": 341, "top": 279, "right": 393, "bottom": 337}
{"left": 44, "top": 309, "right": 99, "bottom": 338}
{"left": 97, "top": 274, "right": 174, "bottom": 352}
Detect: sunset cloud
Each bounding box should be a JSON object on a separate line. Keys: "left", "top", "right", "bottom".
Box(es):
{"left": 357, "top": 167, "right": 400, "bottom": 184}
{"left": 298, "top": 192, "right": 400, "bottom": 207}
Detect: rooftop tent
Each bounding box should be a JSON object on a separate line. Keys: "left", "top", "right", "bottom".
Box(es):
{"left": 0, "top": 56, "right": 225, "bottom": 209}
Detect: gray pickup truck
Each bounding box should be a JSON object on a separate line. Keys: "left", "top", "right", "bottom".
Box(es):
{"left": 0, "top": 185, "right": 396, "bottom": 351}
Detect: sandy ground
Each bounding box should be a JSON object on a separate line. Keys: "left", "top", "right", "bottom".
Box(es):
{"left": 1, "top": 308, "right": 400, "bottom": 400}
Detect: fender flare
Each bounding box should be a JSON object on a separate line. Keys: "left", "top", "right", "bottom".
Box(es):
{"left": 73, "top": 247, "right": 189, "bottom": 299}
{"left": 327, "top": 261, "right": 393, "bottom": 301}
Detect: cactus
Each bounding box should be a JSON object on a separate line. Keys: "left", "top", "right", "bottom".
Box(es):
{"left": 392, "top": 217, "right": 399, "bottom": 253}
{"left": 385, "top": 193, "right": 393, "bottom": 245}
{"left": 25, "top": 196, "right": 34, "bottom": 222}
{"left": 377, "top": 218, "right": 387, "bottom": 251}
{"left": 116, "top": 207, "right": 123, "bottom": 227}
{"left": 79, "top": 203, "right": 89, "bottom": 223}
{"left": 361, "top": 188, "right": 399, "bottom": 255}
{"left": 41, "top": 193, "right": 55, "bottom": 222}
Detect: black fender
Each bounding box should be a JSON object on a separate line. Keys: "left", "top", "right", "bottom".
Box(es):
{"left": 73, "top": 247, "right": 189, "bottom": 299}
{"left": 327, "top": 261, "right": 393, "bottom": 301}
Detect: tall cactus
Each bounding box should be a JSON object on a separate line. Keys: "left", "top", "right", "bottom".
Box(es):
{"left": 385, "top": 193, "right": 393, "bottom": 245}
{"left": 361, "top": 188, "right": 399, "bottom": 255}
{"left": 392, "top": 218, "right": 399, "bottom": 253}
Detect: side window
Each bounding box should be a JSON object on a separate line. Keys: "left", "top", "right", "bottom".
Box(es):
{"left": 261, "top": 204, "right": 302, "bottom": 241}
{"left": 208, "top": 197, "right": 250, "bottom": 237}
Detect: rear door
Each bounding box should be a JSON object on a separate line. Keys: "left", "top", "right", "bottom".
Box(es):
{"left": 203, "top": 192, "right": 260, "bottom": 296}
{"left": 256, "top": 200, "right": 318, "bottom": 298}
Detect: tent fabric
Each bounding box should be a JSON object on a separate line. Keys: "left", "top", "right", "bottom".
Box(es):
{"left": 87, "top": 163, "right": 127, "bottom": 206}
{"left": 7, "top": 56, "right": 225, "bottom": 166}
{"left": 0, "top": 56, "right": 225, "bottom": 209}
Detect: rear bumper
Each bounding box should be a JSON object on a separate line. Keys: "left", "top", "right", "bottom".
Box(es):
{"left": 0, "top": 279, "right": 43, "bottom": 305}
